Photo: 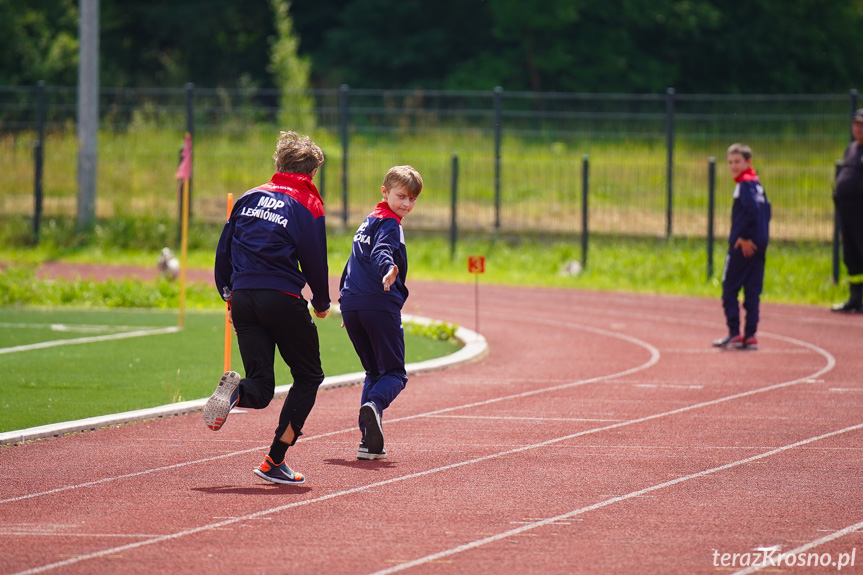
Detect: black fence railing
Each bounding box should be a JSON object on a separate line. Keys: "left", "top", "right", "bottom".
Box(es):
{"left": 0, "top": 84, "right": 855, "bottom": 253}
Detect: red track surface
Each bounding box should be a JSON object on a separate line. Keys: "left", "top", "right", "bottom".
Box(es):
{"left": 3, "top": 273, "right": 863, "bottom": 574}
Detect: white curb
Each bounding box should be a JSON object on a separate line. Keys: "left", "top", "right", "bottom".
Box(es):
{"left": 0, "top": 314, "right": 487, "bottom": 446}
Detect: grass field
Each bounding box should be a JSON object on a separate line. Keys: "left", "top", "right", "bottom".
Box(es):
{"left": 0, "top": 228, "right": 847, "bottom": 309}
{"left": 0, "top": 307, "right": 460, "bottom": 433}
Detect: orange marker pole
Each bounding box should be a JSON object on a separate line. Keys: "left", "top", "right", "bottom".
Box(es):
{"left": 178, "top": 177, "right": 190, "bottom": 329}
{"left": 224, "top": 193, "right": 234, "bottom": 372}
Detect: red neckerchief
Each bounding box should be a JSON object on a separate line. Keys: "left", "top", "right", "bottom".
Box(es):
{"left": 260, "top": 172, "right": 325, "bottom": 217}
{"left": 735, "top": 167, "right": 759, "bottom": 183}
{"left": 371, "top": 201, "right": 401, "bottom": 223}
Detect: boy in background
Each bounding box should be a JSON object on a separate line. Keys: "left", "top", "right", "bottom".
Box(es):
{"left": 713, "top": 143, "right": 771, "bottom": 350}
{"left": 208, "top": 131, "right": 330, "bottom": 484}
{"left": 339, "top": 165, "right": 423, "bottom": 460}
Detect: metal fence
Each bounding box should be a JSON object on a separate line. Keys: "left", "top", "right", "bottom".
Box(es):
{"left": 0, "top": 84, "right": 856, "bottom": 244}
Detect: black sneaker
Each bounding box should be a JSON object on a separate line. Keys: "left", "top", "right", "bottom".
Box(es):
{"left": 831, "top": 301, "right": 863, "bottom": 313}
{"left": 357, "top": 443, "right": 388, "bottom": 460}
{"left": 712, "top": 334, "right": 744, "bottom": 349}
{"left": 359, "top": 402, "right": 384, "bottom": 454}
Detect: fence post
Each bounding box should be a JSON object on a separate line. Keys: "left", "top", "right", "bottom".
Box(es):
{"left": 33, "top": 81, "right": 46, "bottom": 245}
{"left": 707, "top": 156, "right": 716, "bottom": 280}
{"left": 450, "top": 153, "right": 459, "bottom": 260}
{"left": 492, "top": 86, "right": 503, "bottom": 230}
{"left": 665, "top": 87, "right": 675, "bottom": 238}
{"left": 185, "top": 82, "right": 194, "bottom": 219}
{"left": 581, "top": 154, "right": 589, "bottom": 269}
{"left": 833, "top": 161, "right": 842, "bottom": 285}
{"left": 339, "top": 84, "right": 350, "bottom": 226}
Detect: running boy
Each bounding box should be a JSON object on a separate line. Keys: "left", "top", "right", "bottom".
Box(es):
{"left": 339, "top": 165, "right": 423, "bottom": 460}
{"left": 207, "top": 131, "right": 330, "bottom": 484}
{"left": 712, "top": 143, "right": 771, "bottom": 350}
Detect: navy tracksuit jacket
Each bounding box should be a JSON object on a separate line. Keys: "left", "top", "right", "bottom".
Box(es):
{"left": 722, "top": 167, "right": 771, "bottom": 338}
{"left": 339, "top": 202, "right": 409, "bottom": 434}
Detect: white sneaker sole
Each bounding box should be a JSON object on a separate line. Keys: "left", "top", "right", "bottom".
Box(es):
{"left": 357, "top": 448, "right": 388, "bottom": 460}
{"left": 253, "top": 467, "right": 305, "bottom": 485}
{"left": 204, "top": 371, "right": 241, "bottom": 431}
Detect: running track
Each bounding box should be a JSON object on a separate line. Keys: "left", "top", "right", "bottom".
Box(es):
{"left": 2, "top": 277, "right": 863, "bottom": 574}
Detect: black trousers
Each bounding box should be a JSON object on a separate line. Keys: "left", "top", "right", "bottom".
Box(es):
{"left": 836, "top": 197, "right": 863, "bottom": 277}
{"left": 230, "top": 289, "right": 324, "bottom": 444}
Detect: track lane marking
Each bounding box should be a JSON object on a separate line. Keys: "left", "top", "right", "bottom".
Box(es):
{"left": 9, "top": 379, "right": 848, "bottom": 575}
{"left": 731, "top": 519, "right": 863, "bottom": 575}
{"left": 0, "top": 326, "right": 181, "bottom": 355}
{"left": 1, "top": 319, "right": 658, "bottom": 505}
{"left": 2, "top": 307, "right": 837, "bottom": 574}
{"left": 368, "top": 422, "right": 863, "bottom": 575}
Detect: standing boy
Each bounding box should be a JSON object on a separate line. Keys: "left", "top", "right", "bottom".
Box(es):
{"left": 208, "top": 131, "right": 330, "bottom": 484}
{"left": 339, "top": 165, "right": 423, "bottom": 460}
{"left": 713, "top": 143, "right": 771, "bottom": 350}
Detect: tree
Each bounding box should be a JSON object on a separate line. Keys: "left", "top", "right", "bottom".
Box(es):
{"left": 99, "top": 0, "right": 276, "bottom": 89}
{"left": 0, "top": 0, "right": 79, "bottom": 86}
{"left": 269, "top": 0, "right": 315, "bottom": 132}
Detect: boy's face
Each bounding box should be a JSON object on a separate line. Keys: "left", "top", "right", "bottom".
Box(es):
{"left": 853, "top": 120, "right": 863, "bottom": 145}
{"left": 382, "top": 185, "right": 417, "bottom": 219}
{"left": 727, "top": 152, "right": 751, "bottom": 179}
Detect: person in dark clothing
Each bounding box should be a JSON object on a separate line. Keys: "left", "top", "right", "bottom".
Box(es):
{"left": 339, "top": 165, "right": 423, "bottom": 460}
{"left": 831, "top": 109, "right": 863, "bottom": 313}
{"left": 713, "top": 143, "right": 771, "bottom": 350}
{"left": 207, "top": 131, "right": 330, "bottom": 485}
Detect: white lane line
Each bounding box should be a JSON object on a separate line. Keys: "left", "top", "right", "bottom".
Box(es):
{"left": 368, "top": 422, "right": 863, "bottom": 575}
{"left": 3, "top": 310, "right": 837, "bottom": 574}
{"left": 0, "top": 531, "right": 165, "bottom": 539}
{"left": 10, "top": 402, "right": 853, "bottom": 575}
{"left": 2, "top": 314, "right": 833, "bottom": 508}
{"left": 0, "top": 326, "right": 181, "bottom": 355}
{"left": 1, "top": 318, "right": 659, "bottom": 505}
{"left": 6, "top": 335, "right": 834, "bottom": 574}
{"left": 424, "top": 415, "right": 625, "bottom": 422}
{"left": 0, "top": 322, "right": 166, "bottom": 332}
{"left": 731, "top": 519, "right": 863, "bottom": 575}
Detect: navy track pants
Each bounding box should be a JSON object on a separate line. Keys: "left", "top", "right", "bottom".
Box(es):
{"left": 721, "top": 248, "right": 766, "bottom": 338}
{"left": 341, "top": 309, "right": 407, "bottom": 439}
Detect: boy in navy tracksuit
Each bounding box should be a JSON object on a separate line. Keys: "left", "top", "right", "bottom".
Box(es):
{"left": 208, "top": 131, "right": 330, "bottom": 485}
{"left": 339, "top": 165, "right": 423, "bottom": 460}
{"left": 713, "top": 143, "right": 771, "bottom": 350}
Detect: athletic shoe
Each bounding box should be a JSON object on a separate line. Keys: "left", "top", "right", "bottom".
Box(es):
{"left": 359, "top": 402, "right": 384, "bottom": 454}
{"left": 741, "top": 336, "right": 758, "bottom": 350}
{"left": 357, "top": 443, "right": 388, "bottom": 460}
{"left": 253, "top": 456, "right": 305, "bottom": 485}
{"left": 831, "top": 300, "right": 863, "bottom": 313}
{"left": 203, "top": 371, "right": 241, "bottom": 431}
{"left": 712, "top": 334, "right": 744, "bottom": 349}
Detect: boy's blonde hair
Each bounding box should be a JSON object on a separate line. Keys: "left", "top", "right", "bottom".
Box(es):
{"left": 727, "top": 143, "right": 753, "bottom": 161}
{"left": 383, "top": 165, "right": 423, "bottom": 198}
{"left": 273, "top": 131, "right": 324, "bottom": 175}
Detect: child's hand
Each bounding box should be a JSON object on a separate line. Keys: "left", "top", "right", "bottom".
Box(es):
{"left": 382, "top": 265, "right": 398, "bottom": 291}
{"left": 734, "top": 238, "right": 757, "bottom": 257}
